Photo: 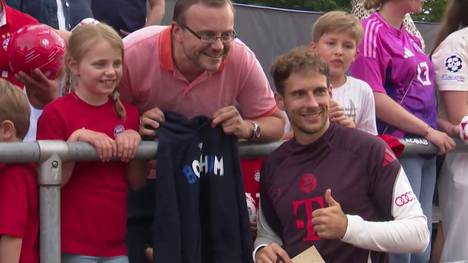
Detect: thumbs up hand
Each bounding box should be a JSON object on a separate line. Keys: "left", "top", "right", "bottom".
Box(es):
{"left": 312, "top": 189, "right": 348, "bottom": 239}
{"left": 325, "top": 188, "right": 340, "bottom": 207}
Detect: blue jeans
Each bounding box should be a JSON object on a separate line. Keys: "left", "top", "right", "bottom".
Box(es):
{"left": 62, "top": 254, "right": 129, "bottom": 263}
{"left": 390, "top": 155, "right": 435, "bottom": 263}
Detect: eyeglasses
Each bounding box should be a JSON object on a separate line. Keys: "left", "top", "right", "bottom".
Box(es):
{"left": 181, "top": 24, "right": 237, "bottom": 44}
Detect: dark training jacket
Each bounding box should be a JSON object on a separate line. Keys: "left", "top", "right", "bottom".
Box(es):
{"left": 153, "top": 112, "right": 253, "bottom": 263}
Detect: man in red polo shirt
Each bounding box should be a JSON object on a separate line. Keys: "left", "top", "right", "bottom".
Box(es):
{"left": 120, "top": 0, "right": 284, "bottom": 261}
{"left": 120, "top": 0, "right": 283, "bottom": 141}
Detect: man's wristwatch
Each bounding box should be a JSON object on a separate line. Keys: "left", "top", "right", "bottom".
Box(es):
{"left": 250, "top": 121, "right": 261, "bottom": 140}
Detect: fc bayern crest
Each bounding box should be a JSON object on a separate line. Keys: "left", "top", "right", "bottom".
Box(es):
{"left": 445, "top": 55, "right": 463, "bottom": 73}
{"left": 2, "top": 33, "right": 11, "bottom": 51}
{"left": 299, "top": 173, "right": 317, "bottom": 194}
{"left": 113, "top": 124, "right": 125, "bottom": 137}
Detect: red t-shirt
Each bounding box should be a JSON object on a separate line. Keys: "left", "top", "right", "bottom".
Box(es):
{"left": 241, "top": 158, "right": 264, "bottom": 224}
{"left": 0, "top": 163, "right": 39, "bottom": 263}
{"left": 0, "top": 1, "right": 38, "bottom": 87}
{"left": 241, "top": 158, "right": 264, "bottom": 207}
{"left": 36, "top": 93, "right": 139, "bottom": 257}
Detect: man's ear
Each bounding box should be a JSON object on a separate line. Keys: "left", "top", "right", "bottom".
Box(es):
{"left": 0, "top": 120, "right": 17, "bottom": 142}
{"left": 172, "top": 22, "right": 184, "bottom": 43}
{"left": 275, "top": 92, "right": 285, "bottom": 111}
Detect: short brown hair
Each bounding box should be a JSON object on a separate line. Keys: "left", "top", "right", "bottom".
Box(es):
{"left": 0, "top": 80, "right": 30, "bottom": 139}
{"left": 271, "top": 46, "right": 330, "bottom": 95}
{"left": 173, "top": 0, "right": 233, "bottom": 25}
{"left": 312, "top": 11, "right": 363, "bottom": 44}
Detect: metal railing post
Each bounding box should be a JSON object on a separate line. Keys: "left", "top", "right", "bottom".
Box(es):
{"left": 37, "top": 141, "right": 69, "bottom": 263}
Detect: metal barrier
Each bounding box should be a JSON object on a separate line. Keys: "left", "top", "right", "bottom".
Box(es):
{"left": 1, "top": 138, "right": 468, "bottom": 263}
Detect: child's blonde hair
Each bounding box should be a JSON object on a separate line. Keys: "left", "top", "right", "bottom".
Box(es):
{"left": 312, "top": 11, "right": 363, "bottom": 44}
{"left": 64, "top": 23, "right": 126, "bottom": 119}
{"left": 0, "top": 80, "right": 31, "bottom": 139}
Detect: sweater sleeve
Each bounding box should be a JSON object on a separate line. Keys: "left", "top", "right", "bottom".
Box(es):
{"left": 341, "top": 167, "right": 429, "bottom": 253}
{"left": 252, "top": 204, "right": 283, "bottom": 262}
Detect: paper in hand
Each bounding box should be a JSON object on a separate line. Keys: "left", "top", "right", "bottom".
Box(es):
{"left": 291, "top": 246, "right": 325, "bottom": 263}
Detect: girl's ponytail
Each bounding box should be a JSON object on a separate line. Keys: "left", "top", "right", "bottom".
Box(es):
{"left": 112, "top": 89, "right": 126, "bottom": 120}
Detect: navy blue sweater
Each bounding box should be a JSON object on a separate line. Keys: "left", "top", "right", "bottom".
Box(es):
{"left": 153, "top": 112, "right": 253, "bottom": 263}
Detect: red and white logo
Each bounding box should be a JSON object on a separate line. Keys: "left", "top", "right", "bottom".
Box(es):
{"left": 394, "top": 191, "right": 415, "bottom": 207}
{"left": 2, "top": 33, "right": 10, "bottom": 51}
{"left": 254, "top": 169, "right": 260, "bottom": 182}
{"left": 459, "top": 116, "right": 468, "bottom": 143}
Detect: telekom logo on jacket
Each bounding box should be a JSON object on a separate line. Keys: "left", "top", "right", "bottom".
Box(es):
{"left": 182, "top": 154, "right": 224, "bottom": 184}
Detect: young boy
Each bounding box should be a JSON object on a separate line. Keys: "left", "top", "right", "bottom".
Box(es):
{"left": 0, "top": 79, "right": 38, "bottom": 263}
{"left": 311, "top": 11, "right": 377, "bottom": 135}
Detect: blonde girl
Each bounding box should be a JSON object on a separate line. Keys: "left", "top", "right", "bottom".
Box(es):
{"left": 37, "top": 23, "right": 143, "bottom": 263}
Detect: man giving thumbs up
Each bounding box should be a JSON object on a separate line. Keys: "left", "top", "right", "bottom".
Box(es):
{"left": 253, "top": 47, "right": 429, "bottom": 263}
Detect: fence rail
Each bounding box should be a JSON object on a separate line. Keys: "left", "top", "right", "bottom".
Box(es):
{"left": 1, "top": 138, "right": 467, "bottom": 263}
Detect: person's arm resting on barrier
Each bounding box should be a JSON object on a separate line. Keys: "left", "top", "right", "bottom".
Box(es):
{"left": 64, "top": 128, "right": 118, "bottom": 186}
{"left": 351, "top": 38, "right": 455, "bottom": 154}
{"left": 211, "top": 107, "right": 284, "bottom": 142}
{"left": 215, "top": 43, "right": 284, "bottom": 142}
{"left": 374, "top": 92, "right": 455, "bottom": 154}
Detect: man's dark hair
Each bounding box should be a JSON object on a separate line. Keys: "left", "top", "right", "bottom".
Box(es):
{"left": 271, "top": 46, "right": 330, "bottom": 95}
{"left": 173, "top": 0, "right": 233, "bottom": 25}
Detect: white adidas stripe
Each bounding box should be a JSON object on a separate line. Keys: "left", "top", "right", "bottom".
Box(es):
{"left": 364, "top": 18, "right": 382, "bottom": 59}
